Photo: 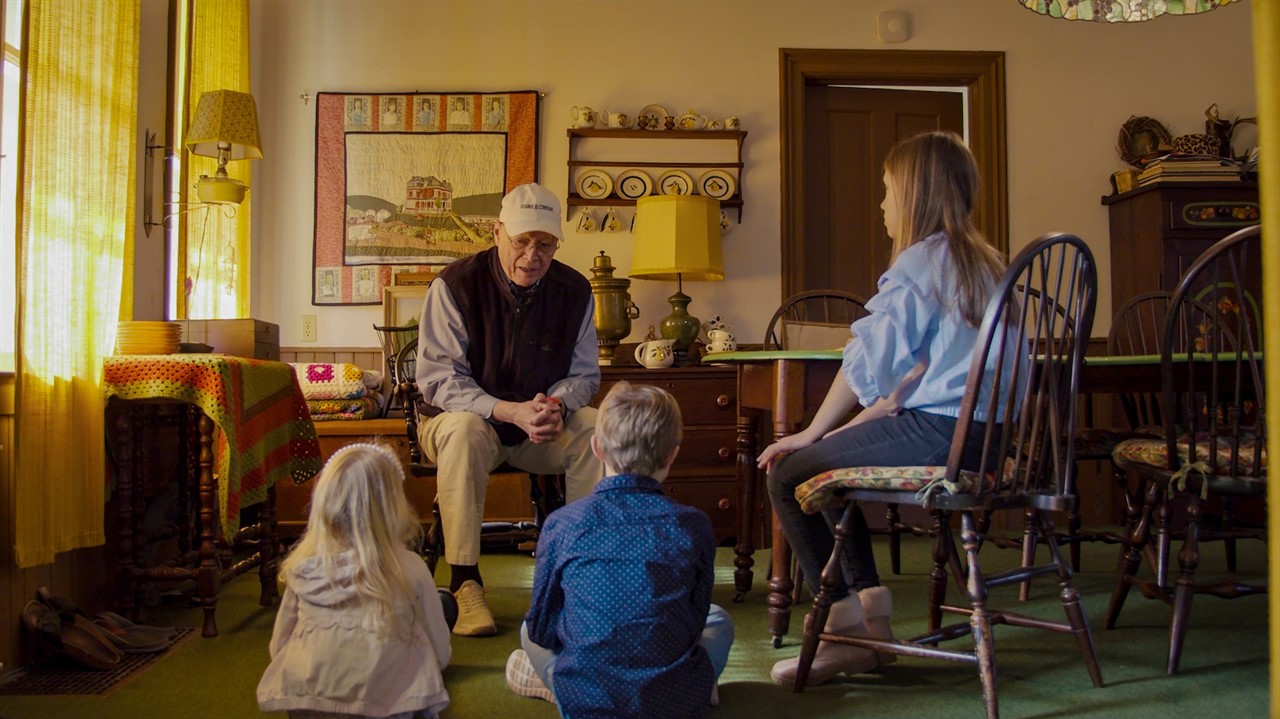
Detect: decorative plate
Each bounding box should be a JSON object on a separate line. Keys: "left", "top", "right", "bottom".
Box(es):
{"left": 638, "top": 104, "right": 669, "bottom": 131}
{"left": 615, "top": 169, "right": 653, "bottom": 200}
{"left": 657, "top": 169, "right": 694, "bottom": 196}
{"left": 698, "top": 169, "right": 736, "bottom": 200}
{"left": 576, "top": 169, "right": 614, "bottom": 200}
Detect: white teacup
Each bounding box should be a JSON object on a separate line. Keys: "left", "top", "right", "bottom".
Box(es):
{"left": 570, "top": 105, "right": 596, "bottom": 129}
{"left": 601, "top": 110, "right": 631, "bottom": 129}
{"left": 725, "top": 116, "right": 741, "bottom": 130}
{"left": 635, "top": 339, "right": 676, "bottom": 369}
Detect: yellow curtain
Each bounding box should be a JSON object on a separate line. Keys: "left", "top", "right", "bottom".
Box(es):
{"left": 1254, "top": 1, "right": 1279, "bottom": 707}
{"left": 13, "top": 0, "right": 139, "bottom": 567}
{"left": 184, "top": 0, "right": 250, "bottom": 319}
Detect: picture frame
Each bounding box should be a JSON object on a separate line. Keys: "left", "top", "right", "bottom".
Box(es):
{"left": 393, "top": 269, "right": 439, "bottom": 286}
{"left": 383, "top": 285, "right": 429, "bottom": 328}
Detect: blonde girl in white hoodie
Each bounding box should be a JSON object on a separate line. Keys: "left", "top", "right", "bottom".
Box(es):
{"left": 258, "top": 444, "right": 453, "bottom": 719}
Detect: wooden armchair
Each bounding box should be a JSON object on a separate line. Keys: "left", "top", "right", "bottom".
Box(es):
{"left": 393, "top": 338, "right": 564, "bottom": 573}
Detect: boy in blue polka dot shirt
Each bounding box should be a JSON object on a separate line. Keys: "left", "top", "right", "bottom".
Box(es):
{"left": 507, "top": 381, "right": 734, "bottom": 717}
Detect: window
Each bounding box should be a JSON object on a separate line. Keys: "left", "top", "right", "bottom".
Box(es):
{"left": 0, "top": 0, "right": 22, "bottom": 372}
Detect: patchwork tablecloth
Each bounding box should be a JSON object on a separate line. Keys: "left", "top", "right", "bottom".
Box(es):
{"left": 104, "top": 354, "right": 324, "bottom": 537}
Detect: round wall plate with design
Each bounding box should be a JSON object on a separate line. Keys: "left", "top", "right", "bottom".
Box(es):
{"left": 576, "top": 169, "right": 614, "bottom": 200}
{"left": 698, "top": 169, "right": 736, "bottom": 200}
{"left": 615, "top": 169, "right": 653, "bottom": 200}
{"left": 657, "top": 169, "right": 694, "bottom": 196}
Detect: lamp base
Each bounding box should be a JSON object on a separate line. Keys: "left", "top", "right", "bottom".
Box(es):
{"left": 197, "top": 175, "right": 249, "bottom": 204}
{"left": 657, "top": 290, "right": 701, "bottom": 366}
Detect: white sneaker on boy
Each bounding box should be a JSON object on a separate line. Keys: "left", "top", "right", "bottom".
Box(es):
{"left": 506, "top": 649, "right": 554, "bottom": 703}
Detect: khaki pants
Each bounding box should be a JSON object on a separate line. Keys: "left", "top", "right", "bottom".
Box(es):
{"left": 418, "top": 408, "right": 602, "bottom": 565}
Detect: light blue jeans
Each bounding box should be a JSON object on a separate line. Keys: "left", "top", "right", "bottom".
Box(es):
{"left": 520, "top": 604, "right": 735, "bottom": 697}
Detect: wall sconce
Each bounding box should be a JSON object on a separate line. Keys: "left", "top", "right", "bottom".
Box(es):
{"left": 143, "top": 89, "right": 263, "bottom": 236}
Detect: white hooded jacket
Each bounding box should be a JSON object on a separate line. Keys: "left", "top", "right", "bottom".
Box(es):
{"left": 257, "top": 546, "right": 451, "bottom": 717}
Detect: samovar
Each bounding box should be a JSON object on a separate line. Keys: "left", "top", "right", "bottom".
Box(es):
{"left": 588, "top": 250, "right": 639, "bottom": 365}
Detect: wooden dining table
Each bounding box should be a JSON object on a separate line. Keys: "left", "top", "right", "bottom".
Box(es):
{"left": 702, "top": 348, "right": 1210, "bottom": 644}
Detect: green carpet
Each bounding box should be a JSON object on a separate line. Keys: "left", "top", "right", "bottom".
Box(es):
{"left": 0, "top": 534, "right": 1267, "bottom": 718}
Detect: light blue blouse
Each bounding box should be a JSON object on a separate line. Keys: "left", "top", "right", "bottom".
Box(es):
{"left": 843, "top": 232, "right": 1011, "bottom": 421}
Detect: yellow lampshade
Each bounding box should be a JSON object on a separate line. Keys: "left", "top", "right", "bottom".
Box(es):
{"left": 185, "top": 90, "right": 263, "bottom": 160}
{"left": 629, "top": 195, "right": 724, "bottom": 281}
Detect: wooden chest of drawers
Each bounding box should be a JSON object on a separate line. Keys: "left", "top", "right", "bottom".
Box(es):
{"left": 598, "top": 365, "right": 740, "bottom": 545}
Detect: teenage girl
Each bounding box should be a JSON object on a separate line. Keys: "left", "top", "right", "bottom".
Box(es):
{"left": 759, "top": 130, "right": 1007, "bottom": 686}
{"left": 258, "top": 444, "right": 454, "bottom": 718}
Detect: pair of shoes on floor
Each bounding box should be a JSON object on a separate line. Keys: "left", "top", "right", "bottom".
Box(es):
{"left": 506, "top": 649, "right": 554, "bottom": 703}
{"left": 38, "top": 587, "right": 172, "bottom": 654}
{"left": 22, "top": 600, "right": 123, "bottom": 671}
{"left": 452, "top": 580, "right": 497, "bottom": 637}
{"left": 771, "top": 592, "right": 881, "bottom": 687}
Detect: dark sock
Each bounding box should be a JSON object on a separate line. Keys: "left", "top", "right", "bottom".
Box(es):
{"left": 449, "top": 563, "right": 482, "bottom": 593}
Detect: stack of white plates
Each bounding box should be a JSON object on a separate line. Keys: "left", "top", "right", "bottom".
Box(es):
{"left": 115, "top": 321, "right": 182, "bottom": 355}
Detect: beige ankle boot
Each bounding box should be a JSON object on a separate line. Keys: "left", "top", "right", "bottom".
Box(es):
{"left": 858, "top": 586, "right": 896, "bottom": 665}
{"left": 771, "top": 594, "right": 879, "bottom": 687}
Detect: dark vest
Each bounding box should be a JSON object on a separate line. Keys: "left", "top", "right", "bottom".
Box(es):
{"left": 439, "top": 247, "right": 590, "bottom": 445}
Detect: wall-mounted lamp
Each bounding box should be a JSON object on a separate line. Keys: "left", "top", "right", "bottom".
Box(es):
{"left": 143, "top": 89, "right": 263, "bottom": 236}
{"left": 185, "top": 90, "right": 263, "bottom": 204}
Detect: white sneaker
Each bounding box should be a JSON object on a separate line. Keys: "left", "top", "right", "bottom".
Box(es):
{"left": 506, "top": 649, "right": 554, "bottom": 702}
{"left": 452, "top": 580, "right": 497, "bottom": 637}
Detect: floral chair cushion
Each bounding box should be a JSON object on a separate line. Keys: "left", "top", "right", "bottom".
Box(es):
{"left": 1112, "top": 433, "right": 1266, "bottom": 496}
{"left": 795, "top": 465, "right": 995, "bottom": 514}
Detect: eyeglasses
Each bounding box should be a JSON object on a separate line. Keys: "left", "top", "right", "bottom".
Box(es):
{"left": 508, "top": 235, "right": 560, "bottom": 256}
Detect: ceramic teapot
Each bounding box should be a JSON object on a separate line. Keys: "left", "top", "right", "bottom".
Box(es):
{"left": 570, "top": 105, "right": 596, "bottom": 129}
{"left": 635, "top": 338, "right": 676, "bottom": 369}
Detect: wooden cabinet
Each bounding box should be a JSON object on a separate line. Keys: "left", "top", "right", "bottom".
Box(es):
{"left": 598, "top": 365, "right": 741, "bottom": 545}
{"left": 1103, "top": 182, "right": 1260, "bottom": 306}
{"left": 567, "top": 128, "right": 747, "bottom": 220}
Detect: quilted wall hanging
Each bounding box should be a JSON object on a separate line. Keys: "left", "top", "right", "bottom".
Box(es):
{"left": 312, "top": 90, "right": 541, "bottom": 305}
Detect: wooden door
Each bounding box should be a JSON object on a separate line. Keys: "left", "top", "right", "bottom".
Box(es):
{"left": 800, "top": 86, "right": 963, "bottom": 299}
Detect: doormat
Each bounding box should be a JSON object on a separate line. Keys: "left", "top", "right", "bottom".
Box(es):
{"left": 0, "top": 627, "right": 196, "bottom": 696}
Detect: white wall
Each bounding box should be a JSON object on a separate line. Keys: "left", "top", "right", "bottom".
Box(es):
{"left": 247, "top": 0, "right": 1256, "bottom": 347}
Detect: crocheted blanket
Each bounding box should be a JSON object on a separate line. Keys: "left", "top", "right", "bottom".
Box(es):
{"left": 104, "top": 354, "right": 324, "bottom": 537}
{"left": 306, "top": 397, "right": 382, "bottom": 421}
{"left": 291, "top": 362, "right": 381, "bottom": 400}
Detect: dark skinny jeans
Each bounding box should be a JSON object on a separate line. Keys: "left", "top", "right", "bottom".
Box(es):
{"left": 766, "top": 409, "right": 989, "bottom": 600}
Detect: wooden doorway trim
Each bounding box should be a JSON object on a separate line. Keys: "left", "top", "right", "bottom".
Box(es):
{"left": 779, "top": 48, "right": 1008, "bottom": 299}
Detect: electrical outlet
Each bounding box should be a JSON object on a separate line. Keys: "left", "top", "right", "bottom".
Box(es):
{"left": 300, "top": 315, "right": 318, "bottom": 343}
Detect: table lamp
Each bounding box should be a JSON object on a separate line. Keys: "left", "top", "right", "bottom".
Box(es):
{"left": 629, "top": 195, "right": 723, "bottom": 365}
{"left": 185, "top": 90, "right": 263, "bottom": 205}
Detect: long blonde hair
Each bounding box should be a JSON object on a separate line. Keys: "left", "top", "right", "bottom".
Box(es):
{"left": 282, "top": 443, "right": 422, "bottom": 638}
{"left": 885, "top": 131, "right": 1004, "bottom": 326}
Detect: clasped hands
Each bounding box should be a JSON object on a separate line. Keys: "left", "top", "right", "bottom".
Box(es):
{"left": 508, "top": 393, "right": 565, "bottom": 444}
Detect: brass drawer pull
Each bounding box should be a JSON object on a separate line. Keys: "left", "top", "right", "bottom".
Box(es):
{"left": 716, "top": 394, "right": 731, "bottom": 408}
{"left": 718, "top": 498, "right": 731, "bottom": 511}
{"left": 718, "top": 447, "right": 731, "bottom": 460}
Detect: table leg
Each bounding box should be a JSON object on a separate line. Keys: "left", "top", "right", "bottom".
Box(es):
{"left": 733, "top": 414, "right": 759, "bottom": 601}
{"left": 196, "top": 414, "right": 220, "bottom": 637}
{"left": 113, "top": 407, "right": 138, "bottom": 621}
{"left": 768, "top": 509, "right": 794, "bottom": 647}
{"left": 259, "top": 484, "right": 278, "bottom": 605}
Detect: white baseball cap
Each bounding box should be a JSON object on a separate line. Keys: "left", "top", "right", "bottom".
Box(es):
{"left": 498, "top": 183, "right": 563, "bottom": 242}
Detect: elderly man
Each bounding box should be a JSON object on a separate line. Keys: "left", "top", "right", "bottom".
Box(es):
{"left": 416, "top": 182, "right": 603, "bottom": 637}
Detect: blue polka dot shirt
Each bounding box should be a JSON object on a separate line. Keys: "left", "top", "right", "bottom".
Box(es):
{"left": 525, "top": 473, "right": 716, "bottom": 718}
